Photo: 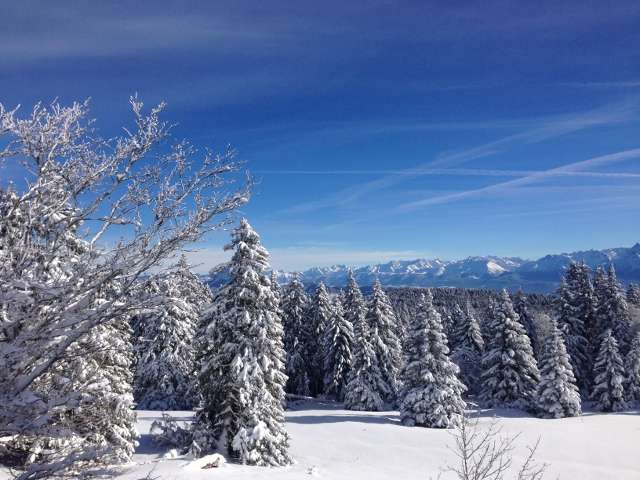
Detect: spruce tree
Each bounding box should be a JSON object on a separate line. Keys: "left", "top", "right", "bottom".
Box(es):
{"left": 606, "top": 266, "right": 633, "bottom": 354}
{"left": 592, "top": 329, "right": 626, "bottom": 412}
{"left": 513, "top": 290, "right": 539, "bottom": 358}
{"left": 535, "top": 320, "right": 581, "bottom": 418}
{"left": 343, "top": 304, "right": 386, "bottom": 411}
{"left": 480, "top": 290, "right": 540, "bottom": 410}
{"left": 593, "top": 266, "right": 632, "bottom": 353}
{"left": 134, "top": 258, "right": 211, "bottom": 410}
{"left": 448, "top": 303, "right": 467, "bottom": 351}
{"left": 281, "top": 274, "right": 311, "bottom": 396}
{"left": 308, "top": 282, "right": 332, "bottom": 396}
{"left": 192, "top": 219, "right": 290, "bottom": 465}
{"left": 624, "top": 332, "right": 640, "bottom": 406}
{"left": 627, "top": 283, "right": 640, "bottom": 307}
{"left": 558, "top": 263, "right": 597, "bottom": 390}
{"left": 451, "top": 301, "right": 484, "bottom": 396}
{"left": 399, "top": 291, "right": 466, "bottom": 428}
{"left": 342, "top": 269, "right": 367, "bottom": 341}
{"left": 366, "top": 280, "right": 403, "bottom": 404}
{"left": 322, "top": 295, "right": 354, "bottom": 401}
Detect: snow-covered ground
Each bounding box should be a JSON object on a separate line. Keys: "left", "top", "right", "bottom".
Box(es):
{"left": 119, "top": 400, "right": 640, "bottom": 480}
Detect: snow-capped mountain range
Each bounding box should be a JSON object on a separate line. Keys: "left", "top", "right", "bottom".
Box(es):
{"left": 207, "top": 243, "right": 640, "bottom": 293}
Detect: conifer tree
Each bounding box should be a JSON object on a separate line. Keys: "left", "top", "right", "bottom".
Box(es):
{"left": 594, "top": 266, "right": 632, "bottom": 354}
{"left": 343, "top": 304, "right": 386, "bottom": 411}
{"left": 535, "top": 320, "right": 581, "bottom": 418}
{"left": 451, "top": 301, "right": 484, "bottom": 396}
{"left": 399, "top": 291, "right": 466, "bottom": 428}
{"left": 308, "top": 282, "right": 332, "bottom": 396}
{"left": 192, "top": 219, "right": 290, "bottom": 466}
{"left": 592, "top": 329, "right": 626, "bottom": 412}
{"left": 513, "top": 290, "right": 539, "bottom": 358}
{"left": 134, "top": 257, "right": 211, "bottom": 410}
{"left": 322, "top": 295, "right": 354, "bottom": 401}
{"left": 342, "top": 269, "right": 366, "bottom": 340}
{"left": 480, "top": 290, "right": 540, "bottom": 410}
{"left": 624, "top": 332, "right": 640, "bottom": 406}
{"left": 448, "top": 303, "right": 467, "bottom": 351}
{"left": 627, "top": 283, "right": 640, "bottom": 307}
{"left": 281, "top": 274, "right": 311, "bottom": 396}
{"left": 366, "top": 280, "right": 403, "bottom": 404}
{"left": 558, "top": 263, "right": 594, "bottom": 390}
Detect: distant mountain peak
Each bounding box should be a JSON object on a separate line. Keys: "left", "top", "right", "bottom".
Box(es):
{"left": 206, "top": 243, "right": 640, "bottom": 293}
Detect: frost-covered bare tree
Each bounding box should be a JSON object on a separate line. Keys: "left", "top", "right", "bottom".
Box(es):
{"left": 445, "top": 415, "right": 546, "bottom": 480}
{"left": 0, "top": 98, "right": 249, "bottom": 478}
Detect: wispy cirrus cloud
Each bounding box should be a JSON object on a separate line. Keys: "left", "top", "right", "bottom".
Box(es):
{"left": 274, "top": 99, "right": 640, "bottom": 216}
{"left": 398, "top": 148, "right": 640, "bottom": 211}
{"left": 561, "top": 80, "right": 640, "bottom": 89}
{"left": 255, "top": 167, "right": 640, "bottom": 179}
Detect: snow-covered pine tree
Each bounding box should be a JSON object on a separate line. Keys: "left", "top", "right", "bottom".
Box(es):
{"left": 270, "top": 271, "right": 282, "bottom": 299}
{"left": 627, "top": 283, "right": 640, "bottom": 307}
{"left": 322, "top": 295, "right": 354, "bottom": 401}
{"left": 134, "top": 257, "right": 211, "bottom": 410}
{"left": 399, "top": 291, "right": 466, "bottom": 428}
{"left": 605, "top": 266, "right": 632, "bottom": 354}
{"left": 448, "top": 303, "right": 467, "bottom": 351}
{"left": 342, "top": 269, "right": 366, "bottom": 341}
{"left": 556, "top": 264, "right": 593, "bottom": 390}
{"left": 624, "top": 332, "right": 640, "bottom": 406}
{"left": 593, "top": 266, "right": 632, "bottom": 354}
{"left": 451, "top": 301, "right": 484, "bottom": 396}
{"left": 308, "top": 282, "right": 332, "bottom": 396}
{"left": 192, "top": 219, "right": 290, "bottom": 466}
{"left": 535, "top": 319, "right": 581, "bottom": 418}
{"left": 480, "top": 290, "right": 540, "bottom": 410}
{"left": 592, "top": 329, "right": 626, "bottom": 412}
{"left": 512, "top": 290, "right": 539, "bottom": 358}
{"left": 343, "top": 302, "right": 386, "bottom": 411}
{"left": 281, "top": 274, "right": 311, "bottom": 396}
{"left": 173, "top": 254, "right": 214, "bottom": 309}
{"left": 366, "top": 280, "right": 403, "bottom": 405}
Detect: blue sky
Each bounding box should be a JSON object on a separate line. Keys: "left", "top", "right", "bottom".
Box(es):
{"left": 1, "top": 1, "right": 640, "bottom": 271}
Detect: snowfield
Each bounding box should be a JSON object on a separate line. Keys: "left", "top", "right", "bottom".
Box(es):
{"left": 117, "top": 400, "right": 640, "bottom": 480}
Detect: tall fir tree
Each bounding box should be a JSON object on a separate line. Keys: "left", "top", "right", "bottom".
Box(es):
{"left": 480, "top": 290, "right": 540, "bottom": 410}
{"left": 556, "top": 263, "right": 594, "bottom": 391}
{"left": 134, "top": 257, "right": 211, "bottom": 410}
{"left": 535, "top": 320, "right": 581, "bottom": 418}
{"left": 281, "top": 274, "right": 311, "bottom": 396}
{"left": 192, "top": 219, "right": 291, "bottom": 466}
{"left": 342, "top": 269, "right": 366, "bottom": 339}
{"left": 399, "top": 291, "right": 466, "bottom": 428}
{"left": 594, "top": 266, "right": 632, "bottom": 354}
{"left": 627, "top": 283, "right": 640, "bottom": 307}
{"left": 592, "top": 329, "right": 626, "bottom": 412}
{"left": 512, "top": 290, "right": 539, "bottom": 358}
{"left": 451, "top": 301, "right": 484, "bottom": 396}
{"left": 448, "top": 303, "right": 467, "bottom": 351}
{"left": 343, "top": 302, "right": 386, "bottom": 412}
{"left": 624, "top": 332, "right": 640, "bottom": 406}
{"left": 322, "top": 295, "right": 354, "bottom": 401}
{"left": 308, "top": 282, "right": 332, "bottom": 396}
{"left": 366, "top": 280, "right": 403, "bottom": 405}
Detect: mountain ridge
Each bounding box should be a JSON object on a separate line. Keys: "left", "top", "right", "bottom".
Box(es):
{"left": 206, "top": 243, "right": 640, "bottom": 293}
